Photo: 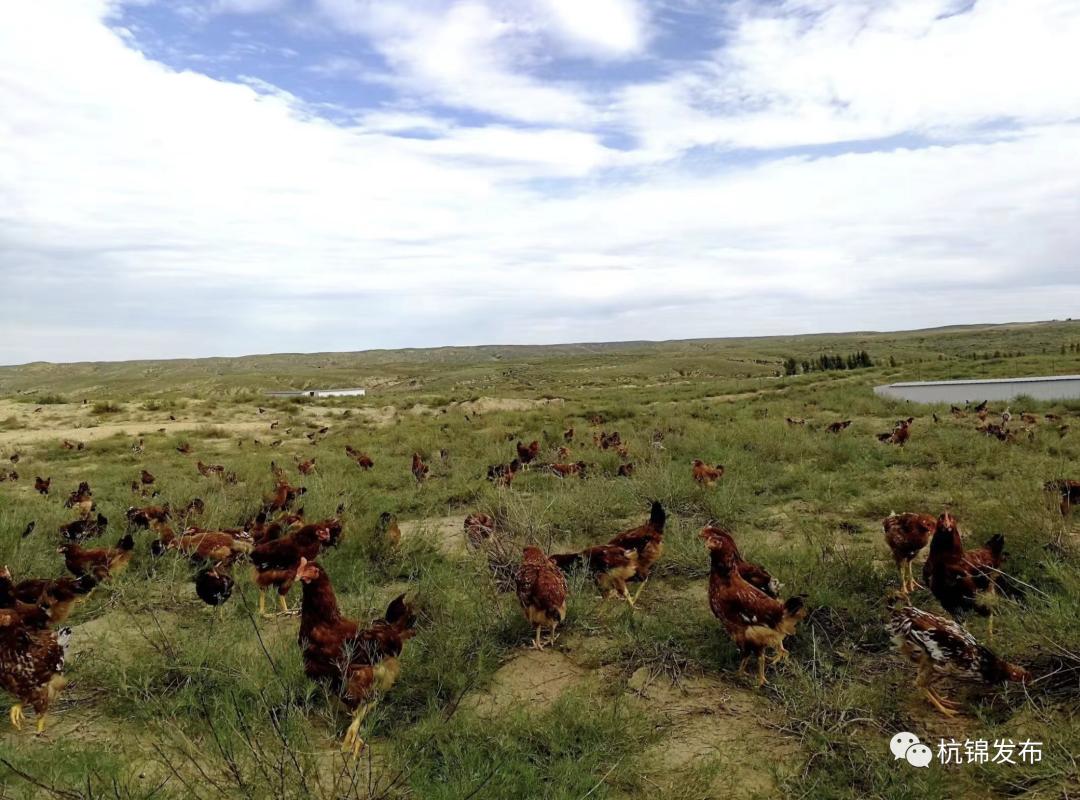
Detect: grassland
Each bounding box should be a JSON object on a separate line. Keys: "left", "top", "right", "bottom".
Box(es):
{"left": 0, "top": 320, "right": 1078, "bottom": 799}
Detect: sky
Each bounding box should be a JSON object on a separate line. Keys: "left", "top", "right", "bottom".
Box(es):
{"left": 1, "top": 0, "right": 1079, "bottom": 364}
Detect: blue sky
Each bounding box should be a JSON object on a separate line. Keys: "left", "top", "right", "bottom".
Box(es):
{"left": 2, "top": 0, "right": 1079, "bottom": 363}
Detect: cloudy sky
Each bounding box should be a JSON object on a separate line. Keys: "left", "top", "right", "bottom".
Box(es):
{"left": 1, "top": 0, "right": 1079, "bottom": 364}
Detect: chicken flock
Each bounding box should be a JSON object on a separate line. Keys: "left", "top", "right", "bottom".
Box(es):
{"left": 0, "top": 398, "right": 1068, "bottom": 758}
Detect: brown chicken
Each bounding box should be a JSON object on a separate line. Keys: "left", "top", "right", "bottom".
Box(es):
{"left": 176, "top": 442, "right": 193, "bottom": 455}
{"left": 295, "top": 559, "right": 416, "bottom": 757}
{"left": 598, "top": 431, "right": 622, "bottom": 450}
{"left": 127, "top": 504, "right": 171, "bottom": 529}
{"left": 617, "top": 463, "right": 635, "bottom": 477}
{"left": 140, "top": 469, "right": 155, "bottom": 486}
{"left": 0, "top": 574, "right": 52, "bottom": 631}
{"left": 463, "top": 513, "right": 496, "bottom": 549}
{"left": 826, "top": 420, "right": 852, "bottom": 433}
{"left": 58, "top": 512, "right": 109, "bottom": 542}
{"left": 922, "top": 513, "right": 1011, "bottom": 639}
{"left": 262, "top": 480, "right": 306, "bottom": 513}
{"left": 1045, "top": 479, "right": 1080, "bottom": 516}
{"left": 878, "top": 419, "right": 911, "bottom": 446}
{"left": 515, "top": 547, "right": 568, "bottom": 649}
{"left": 58, "top": 534, "right": 135, "bottom": 580}
{"left": 563, "top": 427, "right": 574, "bottom": 442}
{"left": 704, "top": 534, "right": 806, "bottom": 686}
{"left": 699, "top": 526, "right": 780, "bottom": 597}
{"left": 64, "top": 481, "right": 94, "bottom": 517}
{"left": 196, "top": 460, "right": 225, "bottom": 477}
{"left": 487, "top": 459, "right": 520, "bottom": 487}
{"left": 34, "top": 477, "right": 50, "bottom": 496}
{"left": 691, "top": 460, "right": 725, "bottom": 487}
{"left": 411, "top": 453, "right": 429, "bottom": 483}
{"left": 297, "top": 458, "right": 317, "bottom": 475}
{"left": 376, "top": 512, "right": 401, "bottom": 550}
{"left": 250, "top": 520, "right": 336, "bottom": 615}
{"left": 550, "top": 546, "right": 638, "bottom": 606}
{"left": 608, "top": 501, "right": 666, "bottom": 602}
{"left": 6, "top": 575, "right": 97, "bottom": 625}
{"left": 883, "top": 512, "right": 937, "bottom": 595}
{"left": 785, "top": 417, "right": 806, "bottom": 426}
{"left": 153, "top": 528, "right": 254, "bottom": 563}
{"left": 515, "top": 440, "right": 540, "bottom": 466}
{"left": 548, "top": 461, "right": 586, "bottom": 479}
{"left": 345, "top": 445, "right": 374, "bottom": 469}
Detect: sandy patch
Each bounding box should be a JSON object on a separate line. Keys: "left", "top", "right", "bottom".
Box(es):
{"left": 629, "top": 672, "right": 801, "bottom": 798}
{"left": 453, "top": 397, "right": 565, "bottom": 415}
{"left": 463, "top": 649, "right": 590, "bottom": 717}
{"left": 0, "top": 420, "right": 269, "bottom": 446}
{"left": 398, "top": 515, "right": 468, "bottom": 557}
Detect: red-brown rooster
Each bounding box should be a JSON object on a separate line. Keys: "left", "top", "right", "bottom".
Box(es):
{"left": 608, "top": 501, "right": 666, "bottom": 602}
{"left": 1045, "top": 479, "right": 1080, "bottom": 516}
{"left": 515, "top": 440, "right": 540, "bottom": 466}
{"left": 691, "top": 460, "right": 724, "bottom": 487}
{"left": 411, "top": 453, "right": 429, "bottom": 483}
{"left": 704, "top": 534, "right": 806, "bottom": 686}
{"left": 699, "top": 526, "right": 780, "bottom": 597}
{"left": 922, "top": 513, "right": 1014, "bottom": 639}
{"left": 515, "top": 547, "right": 568, "bottom": 649}
{"left": 550, "top": 546, "right": 638, "bottom": 606}
{"left": 295, "top": 559, "right": 416, "bottom": 757}
{"left": 250, "top": 520, "right": 337, "bottom": 615}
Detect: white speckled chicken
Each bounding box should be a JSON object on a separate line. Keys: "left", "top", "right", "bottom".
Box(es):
{"left": 888, "top": 605, "right": 1029, "bottom": 716}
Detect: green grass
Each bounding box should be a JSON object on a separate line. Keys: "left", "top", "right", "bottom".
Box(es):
{"left": 0, "top": 321, "right": 1079, "bottom": 799}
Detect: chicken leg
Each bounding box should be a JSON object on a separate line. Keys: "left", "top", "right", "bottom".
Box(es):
{"left": 905, "top": 561, "right": 923, "bottom": 593}
{"left": 9, "top": 703, "right": 24, "bottom": 730}
{"left": 916, "top": 661, "right": 959, "bottom": 716}
{"left": 341, "top": 702, "right": 373, "bottom": 759}
{"left": 770, "top": 644, "right": 790, "bottom": 665}
{"left": 897, "top": 563, "right": 910, "bottom": 596}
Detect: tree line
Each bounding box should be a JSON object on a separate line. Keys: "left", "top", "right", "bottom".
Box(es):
{"left": 782, "top": 350, "right": 874, "bottom": 376}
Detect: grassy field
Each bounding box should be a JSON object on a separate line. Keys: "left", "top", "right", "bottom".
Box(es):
{"left": 0, "top": 320, "right": 1078, "bottom": 799}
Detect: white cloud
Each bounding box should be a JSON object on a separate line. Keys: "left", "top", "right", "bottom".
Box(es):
{"left": 1, "top": 0, "right": 1079, "bottom": 363}
{"left": 314, "top": 0, "right": 597, "bottom": 125}
{"left": 541, "top": 0, "right": 649, "bottom": 58}
{"left": 213, "top": 0, "right": 290, "bottom": 14}
{"left": 619, "top": 0, "right": 1080, "bottom": 154}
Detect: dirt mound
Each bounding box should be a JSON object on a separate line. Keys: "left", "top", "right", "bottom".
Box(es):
{"left": 454, "top": 397, "right": 565, "bottom": 415}
{"left": 398, "top": 515, "right": 468, "bottom": 557}
{"left": 628, "top": 671, "right": 801, "bottom": 798}
{"left": 463, "top": 649, "right": 590, "bottom": 717}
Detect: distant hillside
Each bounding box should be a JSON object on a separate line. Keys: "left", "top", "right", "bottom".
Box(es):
{"left": 2, "top": 319, "right": 1079, "bottom": 399}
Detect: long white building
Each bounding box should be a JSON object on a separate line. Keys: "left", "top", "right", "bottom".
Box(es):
{"left": 266, "top": 387, "right": 366, "bottom": 398}
{"left": 874, "top": 375, "right": 1080, "bottom": 404}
